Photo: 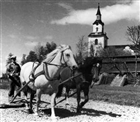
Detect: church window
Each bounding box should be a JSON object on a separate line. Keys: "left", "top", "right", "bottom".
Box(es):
{"left": 96, "top": 27, "right": 98, "bottom": 32}
{"left": 95, "top": 39, "right": 98, "bottom": 45}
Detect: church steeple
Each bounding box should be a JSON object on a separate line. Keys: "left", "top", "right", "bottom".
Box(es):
{"left": 93, "top": 3, "right": 104, "bottom": 25}
{"left": 88, "top": 3, "right": 108, "bottom": 57}
{"left": 92, "top": 3, "right": 104, "bottom": 33}
{"left": 96, "top": 3, "right": 101, "bottom": 20}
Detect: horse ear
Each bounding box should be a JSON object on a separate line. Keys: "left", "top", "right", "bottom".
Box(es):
{"left": 57, "top": 45, "right": 62, "bottom": 49}
{"left": 69, "top": 46, "right": 71, "bottom": 50}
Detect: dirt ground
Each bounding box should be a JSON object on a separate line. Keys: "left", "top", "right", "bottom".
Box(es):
{"left": 0, "top": 89, "right": 140, "bottom": 122}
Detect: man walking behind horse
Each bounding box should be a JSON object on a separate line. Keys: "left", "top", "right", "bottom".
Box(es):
{"left": 6, "top": 55, "right": 21, "bottom": 103}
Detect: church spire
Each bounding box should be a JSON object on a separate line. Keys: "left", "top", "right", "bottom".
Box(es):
{"left": 96, "top": 3, "right": 101, "bottom": 20}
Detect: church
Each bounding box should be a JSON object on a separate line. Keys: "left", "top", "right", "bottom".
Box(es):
{"left": 87, "top": 4, "right": 140, "bottom": 80}
{"left": 87, "top": 4, "right": 136, "bottom": 57}
{"left": 88, "top": 4, "right": 108, "bottom": 57}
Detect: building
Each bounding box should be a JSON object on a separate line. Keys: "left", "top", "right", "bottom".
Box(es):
{"left": 88, "top": 3, "right": 108, "bottom": 56}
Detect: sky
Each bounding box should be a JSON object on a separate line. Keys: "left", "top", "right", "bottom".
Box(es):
{"left": 0, "top": 0, "right": 140, "bottom": 75}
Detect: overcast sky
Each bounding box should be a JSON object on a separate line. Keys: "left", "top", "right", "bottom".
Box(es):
{"left": 0, "top": 0, "right": 140, "bottom": 75}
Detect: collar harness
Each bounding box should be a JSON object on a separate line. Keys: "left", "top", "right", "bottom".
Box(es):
{"left": 29, "top": 47, "right": 71, "bottom": 81}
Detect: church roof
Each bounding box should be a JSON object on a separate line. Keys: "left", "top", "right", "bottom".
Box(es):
{"left": 88, "top": 32, "right": 108, "bottom": 39}
{"left": 96, "top": 3, "right": 101, "bottom": 16}
{"left": 93, "top": 20, "right": 104, "bottom": 25}
{"left": 93, "top": 3, "right": 104, "bottom": 25}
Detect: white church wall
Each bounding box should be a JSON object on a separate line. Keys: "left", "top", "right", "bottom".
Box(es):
{"left": 88, "top": 36, "right": 105, "bottom": 48}
{"left": 93, "top": 24, "right": 102, "bottom": 33}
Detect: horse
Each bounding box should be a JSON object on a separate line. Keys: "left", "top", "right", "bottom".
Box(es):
{"left": 56, "top": 57, "right": 102, "bottom": 113}
{"left": 20, "top": 45, "right": 78, "bottom": 119}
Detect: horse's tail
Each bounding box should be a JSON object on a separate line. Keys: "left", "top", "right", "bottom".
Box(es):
{"left": 56, "top": 84, "right": 64, "bottom": 98}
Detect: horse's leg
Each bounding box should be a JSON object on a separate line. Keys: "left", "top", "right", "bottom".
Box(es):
{"left": 28, "top": 90, "right": 36, "bottom": 114}
{"left": 79, "top": 84, "right": 89, "bottom": 109}
{"left": 34, "top": 89, "right": 41, "bottom": 116}
{"left": 54, "top": 97, "right": 56, "bottom": 106}
{"left": 50, "top": 91, "right": 57, "bottom": 119}
{"left": 23, "top": 90, "right": 29, "bottom": 110}
{"left": 65, "top": 87, "right": 70, "bottom": 107}
{"left": 22, "top": 82, "right": 29, "bottom": 110}
{"left": 76, "top": 86, "right": 81, "bottom": 113}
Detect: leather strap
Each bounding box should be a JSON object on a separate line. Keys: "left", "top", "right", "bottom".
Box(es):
{"left": 30, "top": 62, "right": 61, "bottom": 82}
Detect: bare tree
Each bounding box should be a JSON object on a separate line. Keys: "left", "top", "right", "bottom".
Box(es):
{"left": 90, "top": 44, "right": 94, "bottom": 57}
{"left": 76, "top": 36, "right": 88, "bottom": 62}
{"left": 34, "top": 42, "right": 45, "bottom": 62}
{"left": 21, "top": 54, "right": 26, "bottom": 65}
{"left": 126, "top": 25, "right": 140, "bottom": 53}
{"left": 126, "top": 25, "right": 140, "bottom": 86}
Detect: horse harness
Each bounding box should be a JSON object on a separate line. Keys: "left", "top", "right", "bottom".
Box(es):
{"left": 29, "top": 46, "right": 72, "bottom": 82}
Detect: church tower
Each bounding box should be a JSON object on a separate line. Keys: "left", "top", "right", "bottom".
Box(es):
{"left": 88, "top": 3, "right": 108, "bottom": 57}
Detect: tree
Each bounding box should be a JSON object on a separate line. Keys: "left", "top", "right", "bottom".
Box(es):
{"left": 90, "top": 44, "right": 94, "bottom": 57}
{"left": 76, "top": 36, "right": 88, "bottom": 62}
{"left": 126, "top": 25, "right": 140, "bottom": 53}
{"left": 45, "top": 42, "right": 57, "bottom": 54}
{"left": 34, "top": 43, "right": 45, "bottom": 62}
{"left": 21, "top": 54, "right": 27, "bottom": 65}
{"left": 26, "top": 51, "right": 37, "bottom": 62}
{"left": 126, "top": 25, "right": 140, "bottom": 85}
{"left": 20, "top": 42, "right": 57, "bottom": 65}
{"left": 20, "top": 51, "right": 38, "bottom": 65}
{"left": 34, "top": 42, "right": 57, "bottom": 62}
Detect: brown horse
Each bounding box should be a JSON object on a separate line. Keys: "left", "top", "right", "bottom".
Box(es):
{"left": 56, "top": 57, "right": 102, "bottom": 113}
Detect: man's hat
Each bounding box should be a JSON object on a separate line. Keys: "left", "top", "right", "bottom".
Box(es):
{"left": 10, "top": 55, "right": 16, "bottom": 59}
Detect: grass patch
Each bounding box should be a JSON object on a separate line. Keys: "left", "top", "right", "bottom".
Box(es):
{"left": 89, "top": 85, "right": 140, "bottom": 107}
{"left": 0, "top": 79, "right": 9, "bottom": 89}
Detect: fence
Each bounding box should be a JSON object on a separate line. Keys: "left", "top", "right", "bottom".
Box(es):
{"left": 101, "top": 55, "right": 140, "bottom": 76}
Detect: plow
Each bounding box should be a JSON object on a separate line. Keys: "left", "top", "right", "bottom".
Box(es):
{"left": 0, "top": 73, "right": 82, "bottom": 108}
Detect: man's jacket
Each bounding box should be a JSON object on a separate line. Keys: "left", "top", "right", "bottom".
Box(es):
{"left": 6, "top": 62, "right": 21, "bottom": 76}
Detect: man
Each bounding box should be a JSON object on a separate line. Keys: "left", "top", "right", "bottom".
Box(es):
{"left": 6, "top": 55, "right": 21, "bottom": 103}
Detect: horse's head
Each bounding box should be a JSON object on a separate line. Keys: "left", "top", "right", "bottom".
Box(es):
{"left": 58, "top": 45, "right": 78, "bottom": 70}
{"left": 77, "top": 57, "right": 101, "bottom": 86}
{"left": 90, "top": 58, "right": 102, "bottom": 87}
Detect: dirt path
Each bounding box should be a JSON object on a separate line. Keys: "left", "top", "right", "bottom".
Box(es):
{"left": 0, "top": 89, "right": 140, "bottom": 122}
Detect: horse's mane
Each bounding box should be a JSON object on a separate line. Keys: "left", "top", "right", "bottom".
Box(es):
{"left": 78, "top": 57, "right": 102, "bottom": 73}
{"left": 43, "top": 44, "right": 70, "bottom": 63}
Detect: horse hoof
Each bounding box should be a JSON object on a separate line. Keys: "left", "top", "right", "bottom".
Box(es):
{"left": 33, "top": 112, "right": 43, "bottom": 117}
{"left": 33, "top": 112, "right": 38, "bottom": 116}
{"left": 50, "top": 116, "right": 59, "bottom": 121}
{"left": 25, "top": 106, "right": 29, "bottom": 110}
{"left": 76, "top": 108, "right": 81, "bottom": 113}
{"left": 65, "top": 104, "right": 70, "bottom": 109}
{"left": 65, "top": 103, "right": 69, "bottom": 106}
{"left": 27, "top": 109, "right": 34, "bottom": 114}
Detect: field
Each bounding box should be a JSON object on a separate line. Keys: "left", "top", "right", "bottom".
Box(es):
{"left": 1, "top": 79, "right": 140, "bottom": 122}
{"left": 1, "top": 79, "right": 140, "bottom": 107}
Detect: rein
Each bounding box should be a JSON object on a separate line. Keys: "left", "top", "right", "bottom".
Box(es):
{"left": 59, "top": 73, "right": 82, "bottom": 86}
{"left": 29, "top": 47, "right": 71, "bottom": 81}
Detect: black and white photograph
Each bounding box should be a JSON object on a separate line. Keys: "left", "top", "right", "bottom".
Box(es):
{"left": 0, "top": 0, "right": 140, "bottom": 121}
